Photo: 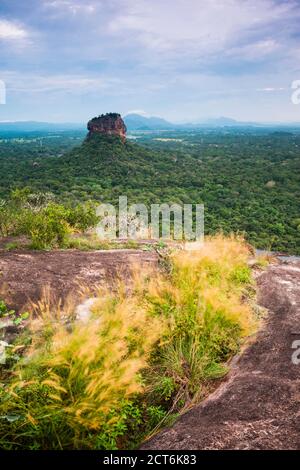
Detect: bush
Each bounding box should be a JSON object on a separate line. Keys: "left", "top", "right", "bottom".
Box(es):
{"left": 142, "top": 234, "right": 257, "bottom": 405}
{"left": 24, "top": 204, "right": 71, "bottom": 250}
{"left": 0, "top": 207, "right": 13, "bottom": 237}
{"left": 0, "top": 200, "right": 23, "bottom": 237}
{"left": 0, "top": 190, "right": 100, "bottom": 250}
{"left": 65, "top": 201, "right": 100, "bottom": 232}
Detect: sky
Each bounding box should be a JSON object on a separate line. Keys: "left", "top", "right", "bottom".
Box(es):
{"left": 1, "top": 0, "right": 300, "bottom": 123}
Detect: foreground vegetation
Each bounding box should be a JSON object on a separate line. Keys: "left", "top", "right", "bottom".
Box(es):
{"left": 0, "top": 235, "right": 258, "bottom": 449}
{"left": 0, "top": 188, "right": 99, "bottom": 250}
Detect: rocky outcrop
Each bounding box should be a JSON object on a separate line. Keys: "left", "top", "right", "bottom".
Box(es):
{"left": 0, "top": 248, "right": 158, "bottom": 313}
{"left": 87, "top": 113, "right": 127, "bottom": 142}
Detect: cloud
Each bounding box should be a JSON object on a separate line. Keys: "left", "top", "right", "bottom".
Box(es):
{"left": 44, "top": 1, "right": 96, "bottom": 15}
{"left": 1, "top": 0, "right": 300, "bottom": 122}
{"left": 0, "top": 19, "right": 28, "bottom": 40}
{"left": 124, "top": 109, "right": 150, "bottom": 116}
{"left": 256, "top": 87, "right": 286, "bottom": 92}
{"left": 226, "top": 39, "right": 280, "bottom": 61}
{"left": 108, "top": 0, "right": 300, "bottom": 61}
{"left": 2, "top": 71, "right": 122, "bottom": 95}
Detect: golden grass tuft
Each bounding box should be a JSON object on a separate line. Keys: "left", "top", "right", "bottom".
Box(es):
{"left": 9, "top": 286, "right": 166, "bottom": 435}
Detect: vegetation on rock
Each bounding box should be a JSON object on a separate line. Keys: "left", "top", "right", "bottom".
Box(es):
{"left": 0, "top": 235, "right": 258, "bottom": 449}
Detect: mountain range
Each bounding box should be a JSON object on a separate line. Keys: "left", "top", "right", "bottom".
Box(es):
{"left": 124, "top": 114, "right": 247, "bottom": 130}
{"left": 1, "top": 114, "right": 300, "bottom": 133}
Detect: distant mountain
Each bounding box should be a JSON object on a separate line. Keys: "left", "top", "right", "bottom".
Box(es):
{"left": 0, "top": 117, "right": 247, "bottom": 133}
{"left": 124, "top": 114, "right": 257, "bottom": 130}
{"left": 124, "top": 114, "right": 175, "bottom": 130}
{"left": 2, "top": 116, "right": 300, "bottom": 134}
{"left": 200, "top": 117, "right": 240, "bottom": 126}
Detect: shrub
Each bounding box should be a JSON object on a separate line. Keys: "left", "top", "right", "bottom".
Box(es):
{"left": 142, "top": 234, "right": 257, "bottom": 406}
{"left": 24, "top": 204, "right": 71, "bottom": 250}
{"left": 0, "top": 190, "right": 99, "bottom": 250}
{"left": 0, "top": 201, "right": 22, "bottom": 237}
{"left": 65, "top": 201, "right": 100, "bottom": 232}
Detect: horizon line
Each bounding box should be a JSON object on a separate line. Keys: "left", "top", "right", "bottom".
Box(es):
{"left": 1, "top": 116, "right": 300, "bottom": 126}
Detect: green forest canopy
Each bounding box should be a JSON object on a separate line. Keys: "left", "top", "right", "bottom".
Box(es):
{"left": 0, "top": 128, "right": 299, "bottom": 253}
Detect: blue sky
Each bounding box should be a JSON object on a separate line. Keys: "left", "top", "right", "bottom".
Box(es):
{"left": 1, "top": 0, "right": 300, "bottom": 123}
